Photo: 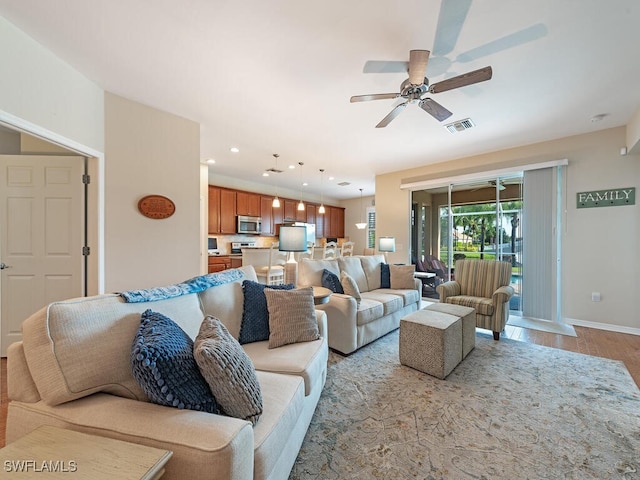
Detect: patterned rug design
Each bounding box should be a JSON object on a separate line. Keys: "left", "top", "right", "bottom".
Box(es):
{"left": 290, "top": 330, "right": 640, "bottom": 479}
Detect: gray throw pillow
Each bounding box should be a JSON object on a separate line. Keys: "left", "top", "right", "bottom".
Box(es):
{"left": 194, "top": 316, "right": 263, "bottom": 425}
{"left": 264, "top": 287, "right": 319, "bottom": 349}
{"left": 340, "top": 271, "right": 361, "bottom": 306}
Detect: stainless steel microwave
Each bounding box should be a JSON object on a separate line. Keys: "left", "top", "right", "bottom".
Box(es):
{"left": 237, "top": 215, "right": 261, "bottom": 234}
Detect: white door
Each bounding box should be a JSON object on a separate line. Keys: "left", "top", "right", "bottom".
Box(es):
{"left": 0, "top": 155, "right": 84, "bottom": 355}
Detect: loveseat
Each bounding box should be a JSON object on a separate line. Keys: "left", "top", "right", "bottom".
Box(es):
{"left": 436, "top": 259, "right": 514, "bottom": 340}
{"left": 297, "top": 254, "right": 421, "bottom": 354}
{"left": 6, "top": 265, "right": 328, "bottom": 480}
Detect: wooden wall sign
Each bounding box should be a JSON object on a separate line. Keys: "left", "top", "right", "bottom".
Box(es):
{"left": 576, "top": 187, "right": 635, "bottom": 209}
{"left": 138, "top": 195, "right": 176, "bottom": 219}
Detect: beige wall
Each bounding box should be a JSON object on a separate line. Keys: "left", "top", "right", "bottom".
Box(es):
{"left": 342, "top": 194, "right": 374, "bottom": 254}
{"left": 0, "top": 16, "right": 104, "bottom": 153}
{"left": 377, "top": 127, "right": 640, "bottom": 333}
{"left": 104, "top": 93, "right": 201, "bottom": 292}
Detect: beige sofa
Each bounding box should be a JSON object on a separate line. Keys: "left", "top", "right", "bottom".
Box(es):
{"left": 297, "top": 255, "right": 421, "bottom": 354}
{"left": 6, "top": 266, "right": 328, "bottom": 480}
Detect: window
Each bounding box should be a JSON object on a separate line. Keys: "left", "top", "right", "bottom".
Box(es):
{"left": 366, "top": 207, "right": 376, "bottom": 248}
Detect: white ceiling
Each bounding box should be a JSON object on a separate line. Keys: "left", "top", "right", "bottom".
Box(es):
{"left": 1, "top": 0, "right": 639, "bottom": 199}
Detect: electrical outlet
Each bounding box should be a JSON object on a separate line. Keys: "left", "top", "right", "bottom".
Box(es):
{"left": 591, "top": 292, "right": 601, "bottom": 302}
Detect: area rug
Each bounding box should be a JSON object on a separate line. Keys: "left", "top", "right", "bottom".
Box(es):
{"left": 290, "top": 330, "right": 640, "bottom": 479}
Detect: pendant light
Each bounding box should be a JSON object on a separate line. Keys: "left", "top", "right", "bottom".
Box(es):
{"left": 318, "top": 168, "right": 326, "bottom": 214}
{"left": 271, "top": 154, "right": 280, "bottom": 208}
{"left": 355, "top": 188, "right": 367, "bottom": 229}
{"left": 297, "top": 162, "right": 305, "bottom": 211}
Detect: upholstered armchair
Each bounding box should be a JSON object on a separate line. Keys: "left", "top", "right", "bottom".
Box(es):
{"left": 436, "top": 259, "right": 514, "bottom": 340}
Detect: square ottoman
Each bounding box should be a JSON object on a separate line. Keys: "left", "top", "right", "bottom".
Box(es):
{"left": 399, "top": 309, "right": 462, "bottom": 379}
{"left": 425, "top": 303, "right": 476, "bottom": 358}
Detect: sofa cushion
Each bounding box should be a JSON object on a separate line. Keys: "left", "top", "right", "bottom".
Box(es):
{"left": 298, "top": 258, "right": 339, "bottom": 287}
{"left": 131, "top": 310, "right": 219, "bottom": 413}
{"left": 194, "top": 316, "right": 262, "bottom": 425}
{"left": 264, "top": 287, "right": 320, "bottom": 349}
{"left": 243, "top": 335, "right": 328, "bottom": 396}
{"left": 447, "top": 295, "right": 495, "bottom": 316}
{"left": 359, "top": 255, "right": 385, "bottom": 290}
{"left": 21, "top": 293, "right": 205, "bottom": 407}
{"left": 338, "top": 256, "right": 369, "bottom": 292}
{"left": 238, "top": 280, "right": 295, "bottom": 345}
{"left": 356, "top": 299, "right": 385, "bottom": 326}
{"left": 340, "top": 271, "right": 361, "bottom": 305}
{"left": 199, "top": 265, "right": 258, "bottom": 340}
{"left": 390, "top": 264, "right": 416, "bottom": 289}
{"left": 360, "top": 291, "right": 404, "bottom": 315}
{"left": 383, "top": 288, "right": 421, "bottom": 307}
{"left": 321, "top": 269, "right": 344, "bottom": 294}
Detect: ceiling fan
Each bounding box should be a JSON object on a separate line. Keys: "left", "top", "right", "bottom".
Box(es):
{"left": 350, "top": 49, "right": 492, "bottom": 128}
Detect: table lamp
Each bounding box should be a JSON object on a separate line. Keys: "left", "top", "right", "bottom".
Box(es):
{"left": 279, "top": 225, "right": 308, "bottom": 285}
{"left": 378, "top": 236, "right": 396, "bottom": 263}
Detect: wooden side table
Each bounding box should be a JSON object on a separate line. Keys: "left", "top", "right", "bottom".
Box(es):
{"left": 312, "top": 286, "right": 332, "bottom": 305}
{"left": 0, "top": 425, "right": 172, "bottom": 479}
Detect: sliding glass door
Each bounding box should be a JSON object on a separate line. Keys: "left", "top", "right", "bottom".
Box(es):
{"left": 414, "top": 174, "right": 523, "bottom": 313}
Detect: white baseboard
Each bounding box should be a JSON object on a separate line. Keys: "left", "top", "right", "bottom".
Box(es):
{"left": 564, "top": 317, "right": 640, "bottom": 336}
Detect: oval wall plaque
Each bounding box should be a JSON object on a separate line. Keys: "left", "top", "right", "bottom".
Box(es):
{"left": 138, "top": 195, "right": 176, "bottom": 219}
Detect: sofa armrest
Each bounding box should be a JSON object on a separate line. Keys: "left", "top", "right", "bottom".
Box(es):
{"left": 316, "top": 293, "right": 358, "bottom": 354}
{"left": 314, "top": 309, "right": 328, "bottom": 339}
{"left": 7, "top": 341, "right": 41, "bottom": 403}
{"left": 492, "top": 285, "right": 515, "bottom": 305}
{"left": 436, "top": 281, "right": 461, "bottom": 303}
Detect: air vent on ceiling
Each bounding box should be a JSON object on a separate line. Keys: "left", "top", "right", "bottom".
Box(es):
{"left": 337, "top": 181, "right": 351, "bottom": 186}
{"left": 444, "top": 118, "right": 475, "bottom": 134}
{"left": 265, "top": 168, "right": 283, "bottom": 174}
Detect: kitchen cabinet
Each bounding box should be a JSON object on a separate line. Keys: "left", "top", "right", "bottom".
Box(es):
{"left": 208, "top": 186, "right": 221, "bottom": 234}
{"left": 330, "top": 206, "right": 345, "bottom": 238}
{"left": 208, "top": 186, "right": 237, "bottom": 234}
{"left": 208, "top": 255, "right": 231, "bottom": 273}
{"left": 236, "top": 191, "right": 261, "bottom": 216}
{"left": 283, "top": 200, "right": 297, "bottom": 222}
{"left": 219, "top": 189, "right": 237, "bottom": 233}
{"left": 260, "top": 196, "right": 274, "bottom": 236}
{"left": 315, "top": 207, "right": 325, "bottom": 239}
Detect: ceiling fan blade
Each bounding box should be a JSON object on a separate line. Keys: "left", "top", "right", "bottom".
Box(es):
{"left": 456, "top": 23, "right": 548, "bottom": 63}
{"left": 432, "top": 0, "right": 472, "bottom": 56}
{"left": 375, "top": 103, "right": 407, "bottom": 128}
{"left": 363, "top": 60, "right": 408, "bottom": 74}
{"left": 419, "top": 98, "right": 453, "bottom": 122}
{"left": 408, "top": 50, "right": 430, "bottom": 85}
{"left": 350, "top": 93, "right": 400, "bottom": 103}
{"left": 429, "top": 66, "right": 492, "bottom": 94}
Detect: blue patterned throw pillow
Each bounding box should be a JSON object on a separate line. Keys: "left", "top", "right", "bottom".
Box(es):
{"left": 131, "top": 309, "right": 219, "bottom": 413}
{"left": 321, "top": 269, "right": 344, "bottom": 294}
{"left": 380, "top": 263, "right": 391, "bottom": 288}
{"left": 239, "top": 280, "right": 295, "bottom": 344}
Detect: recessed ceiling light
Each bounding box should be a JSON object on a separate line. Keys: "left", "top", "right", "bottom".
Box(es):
{"left": 302, "top": 182, "right": 308, "bottom": 186}
{"left": 230, "top": 147, "right": 239, "bottom": 153}
{"left": 288, "top": 165, "right": 295, "bottom": 169}
{"left": 262, "top": 172, "right": 269, "bottom": 177}
{"left": 206, "top": 158, "right": 215, "bottom": 164}
{"left": 328, "top": 176, "right": 335, "bottom": 181}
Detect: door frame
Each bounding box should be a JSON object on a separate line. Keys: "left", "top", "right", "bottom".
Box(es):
{"left": 0, "top": 110, "right": 104, "bottom": 295}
